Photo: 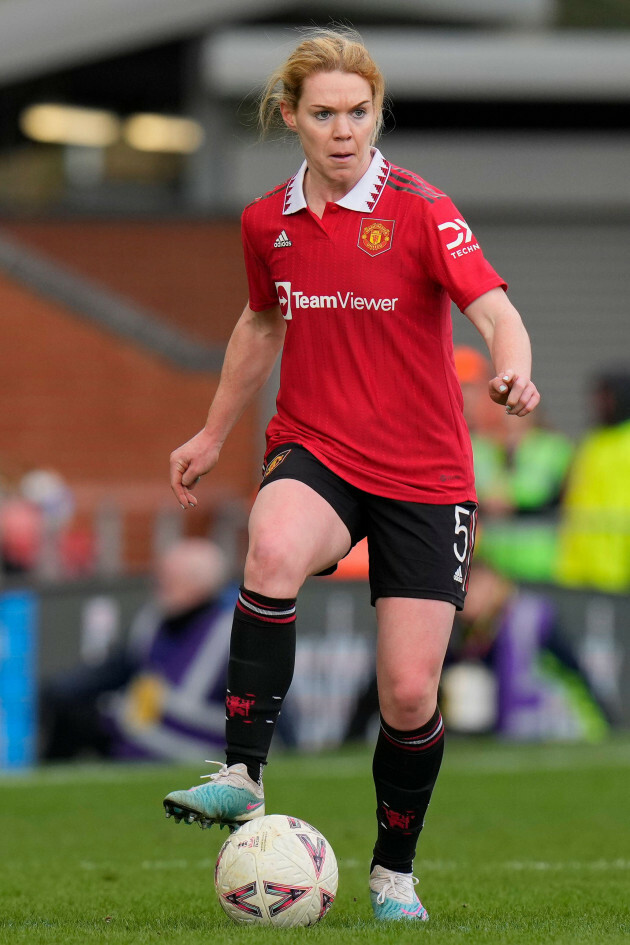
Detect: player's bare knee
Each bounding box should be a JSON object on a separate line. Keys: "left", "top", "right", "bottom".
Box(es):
{"left": 381, "top": 677, "right": 439, "bottom": 730}
{"left": 244, "top": 535, "right": 306, "bottom": 597}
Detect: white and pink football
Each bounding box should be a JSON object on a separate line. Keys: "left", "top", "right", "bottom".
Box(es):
{"left": 214, "top": 814, "right": 338, "bottom": 927}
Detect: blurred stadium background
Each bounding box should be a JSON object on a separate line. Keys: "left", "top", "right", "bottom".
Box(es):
{"left": 1, "top": 0, "right": 630, "bottom": 770}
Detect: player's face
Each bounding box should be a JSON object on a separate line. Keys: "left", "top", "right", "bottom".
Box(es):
{"left": 281, "top": 70, "right": 376, "bottom": 194}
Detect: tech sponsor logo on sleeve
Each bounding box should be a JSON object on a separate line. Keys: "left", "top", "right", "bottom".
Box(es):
{"left": 275, "top": 280, "right": 398, "bottom": 319}
{"left": 437, "top": 218, "right": 480, "bottom": 259}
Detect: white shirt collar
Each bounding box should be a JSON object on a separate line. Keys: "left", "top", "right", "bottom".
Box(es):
{"left": 282, "top": 148, "right": 390, "bottom": 216}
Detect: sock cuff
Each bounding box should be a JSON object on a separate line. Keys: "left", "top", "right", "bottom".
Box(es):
{"left": 379, "top": 707, "right": 444, "bottom": 752}
{"left": 237, "top": 586, "right": 297, "bottom": 624}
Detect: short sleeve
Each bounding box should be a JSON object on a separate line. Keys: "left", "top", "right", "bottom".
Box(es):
{"left": 241, "top": 208, "right": 278, "bottom": 312}
{"left": 422, "top": 196, "right": 507, "bottom": 312}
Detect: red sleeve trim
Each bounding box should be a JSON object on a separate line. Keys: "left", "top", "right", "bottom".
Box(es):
{"left": 455, "top": 279, "right": 508, "bottom": 314}
{"left": 248, "top": 299, "right": 279, "bottom": 313}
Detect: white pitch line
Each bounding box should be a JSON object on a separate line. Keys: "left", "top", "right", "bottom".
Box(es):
{"left": 279, "top": 747, "right": 630, "bottom": 778}
{"left": 443, "top": 746, "right": 630, "bottom": 775}
{"left": 0, "top": 762, "right": 178, "bottom": 788}
{"left": 345, "top": 859, "right": 630, "bottom": 873}
{"left": 78, "top": 858, "right": 630, "bottom": 873}
{"left": 2, "top": 741, "right": 630, "bottom": 790}
{"left": 502, "top": 859, "right": 630, "bottom": 872}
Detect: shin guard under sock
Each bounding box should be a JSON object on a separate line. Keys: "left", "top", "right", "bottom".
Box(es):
{"left": 371, "top": 707, "right": 445, "bottom": 874}
{"left": 225, "top": 587, "right": 296, "bottom": 782}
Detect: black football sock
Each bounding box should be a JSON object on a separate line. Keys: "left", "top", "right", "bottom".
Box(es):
{"left": 224, "top": 586, "right": 296, "bottom": 783}
{"left": 371, "top": 707, "right": 445, "bottom": 874}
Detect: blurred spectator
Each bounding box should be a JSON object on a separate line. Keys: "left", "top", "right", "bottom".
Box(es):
{"left": 58, "top": 527, "right": 95, "bottom": 578}
{"left": 0, "top": 467, "right": 83, "bottom": 577}
{"left": 0, "top": 496, "right": 42, "bottom": 573}
{"left": 455, "top": 345, "right": 574, "bottom": 582}
{"left": 40, "top": 539, "right": 238, "bottom": 762}
{"left": 344, "top": 561, "right": 609, "bottom": 744}
{"left": 556, "top": 368, "right": 630, "bottom": 592}
{"left": 443, "top": 562, "right": 610, "bottom": 740}
{"left": 20, "top": 468, "right": 75, "bottom": 529}
{"left": 455, "top": 345, "right": 504, "bottom": 444}
{"left": 20, "top": 467, "right": 89, "bottom": 578}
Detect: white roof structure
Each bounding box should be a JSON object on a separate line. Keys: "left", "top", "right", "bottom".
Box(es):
{"left": 0, "top": 0, "right": 555, "bottom": 85}
{"left": 205, "top": 27, "right": 630, "bottom": 100}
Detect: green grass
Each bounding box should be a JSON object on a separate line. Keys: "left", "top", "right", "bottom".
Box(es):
{"left": 1, "top": 737, "right": 630, "bottom": 944}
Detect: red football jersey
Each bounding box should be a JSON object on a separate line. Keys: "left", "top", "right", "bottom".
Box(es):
{"left": 241, "top": 149, "right": 506, "bottom": 503}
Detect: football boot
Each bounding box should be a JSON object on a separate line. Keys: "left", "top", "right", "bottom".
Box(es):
{"left": 163, "top": 761, "right": 265, "bottom": 829}
{"left": 369, "top": 864, "right": 429, "bottom": 921}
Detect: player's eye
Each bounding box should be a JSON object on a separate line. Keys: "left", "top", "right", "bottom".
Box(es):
{"left": 352, "top": 108, "right": 367, "bottom": 118}
{"left": 314, "top": 110, "right": 331, "bottom": 120}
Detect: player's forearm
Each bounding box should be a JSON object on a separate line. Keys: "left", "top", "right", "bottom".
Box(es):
{"left": 484, "top": 310, "right": 532, "bottom": 379}
{"left": 465, "top": 288, "right": 532, "bottom": 378}
{"left": 465, "top": 287, "right": 540, "bottom": 416}
{"left": 203, "top": 304, "right": 285, "bottom": 448}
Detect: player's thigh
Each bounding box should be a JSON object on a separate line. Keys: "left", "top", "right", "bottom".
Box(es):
{"left": 245, "top": 478, "right": 352, "bottom": 594}
{"left": 375, "top": 596, "right": 455, "bottom": 727}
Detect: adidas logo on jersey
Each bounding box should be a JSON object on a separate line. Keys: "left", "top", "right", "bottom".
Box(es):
{"left": 453, "top": 566, "right": 463, "bottom": 584}
{"left": 274, "top": 230, "right": 292, "bottom": 248}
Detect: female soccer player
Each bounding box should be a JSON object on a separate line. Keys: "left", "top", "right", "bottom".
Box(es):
{"left": 163, "top": 29, "right": 540, "bottom": 921}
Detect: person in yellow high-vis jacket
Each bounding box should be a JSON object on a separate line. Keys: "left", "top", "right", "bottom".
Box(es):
{"left": 556, "top": 369, "right": 630, "bottom": 593}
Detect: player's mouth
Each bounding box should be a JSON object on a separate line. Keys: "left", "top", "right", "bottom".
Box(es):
{"left": 329, "top": 152, "right": 354, "bottom": 163}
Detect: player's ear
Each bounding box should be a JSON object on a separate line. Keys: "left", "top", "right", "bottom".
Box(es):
{"left": 279, "top": 100, "right": 297, "bottom": 132}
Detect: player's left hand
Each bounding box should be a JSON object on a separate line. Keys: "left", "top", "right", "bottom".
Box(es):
{"left": 489, "top": 370, "right": 540, "bottom": 417}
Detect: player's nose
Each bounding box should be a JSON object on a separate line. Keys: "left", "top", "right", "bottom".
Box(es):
{"left": 332, "top": 115, "right": 351, "bottom": 137}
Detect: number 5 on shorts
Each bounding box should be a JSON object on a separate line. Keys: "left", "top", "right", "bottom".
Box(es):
{"left": 453, "top": 505, "right": 470, "bottom": 563}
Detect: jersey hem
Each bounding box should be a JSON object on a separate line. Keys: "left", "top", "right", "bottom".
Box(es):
{"left": 265, "top": 435, "right": 477, "bottom": 505}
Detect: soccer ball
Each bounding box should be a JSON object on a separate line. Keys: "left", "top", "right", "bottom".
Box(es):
{"left": 214, "top": 814, "right": 338, "bottom": 927}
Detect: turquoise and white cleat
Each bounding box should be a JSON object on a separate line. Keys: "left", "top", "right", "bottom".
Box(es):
{"left": 163, "top": 761, "right": 265, "bottom": 830}
{"left": 369, "top": 865, "right": 429, "bottom": 922}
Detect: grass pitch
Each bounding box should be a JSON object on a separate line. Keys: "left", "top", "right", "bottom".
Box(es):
{"left": 1, "top": 737, "right": 630, "bottom": 944}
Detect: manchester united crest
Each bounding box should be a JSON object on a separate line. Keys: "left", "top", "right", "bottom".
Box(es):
{"left": 358, "top": 218, "right": 395, "bottom": 256}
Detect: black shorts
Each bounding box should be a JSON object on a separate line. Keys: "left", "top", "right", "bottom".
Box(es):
{"left": 260, "top": 443, "right": 477, "bottom": 610}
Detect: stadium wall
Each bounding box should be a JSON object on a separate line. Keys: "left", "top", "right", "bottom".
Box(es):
{"left": 0, "top": 268, "right": 257, "bottom": 569}
{"left": 2, "top": 220, "right": 248, "bottom": 348}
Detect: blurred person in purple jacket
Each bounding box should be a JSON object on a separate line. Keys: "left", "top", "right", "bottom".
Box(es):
{"left": 40, "top": 539, "right": 238, "bottom": 762}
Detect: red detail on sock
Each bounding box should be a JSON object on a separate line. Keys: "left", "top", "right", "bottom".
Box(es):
{"left": 383, "top": 807, "right": 416, "bottom": 831}
{"left": 226, "top": 694, "right": 256, "bottom": 718}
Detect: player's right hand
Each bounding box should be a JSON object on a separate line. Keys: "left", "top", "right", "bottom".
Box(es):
{"left": 170, "top": 430, "right": 221, "bottom": 509}
{"left": 489, "top": 370, "right": 540, "bottom": 417}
